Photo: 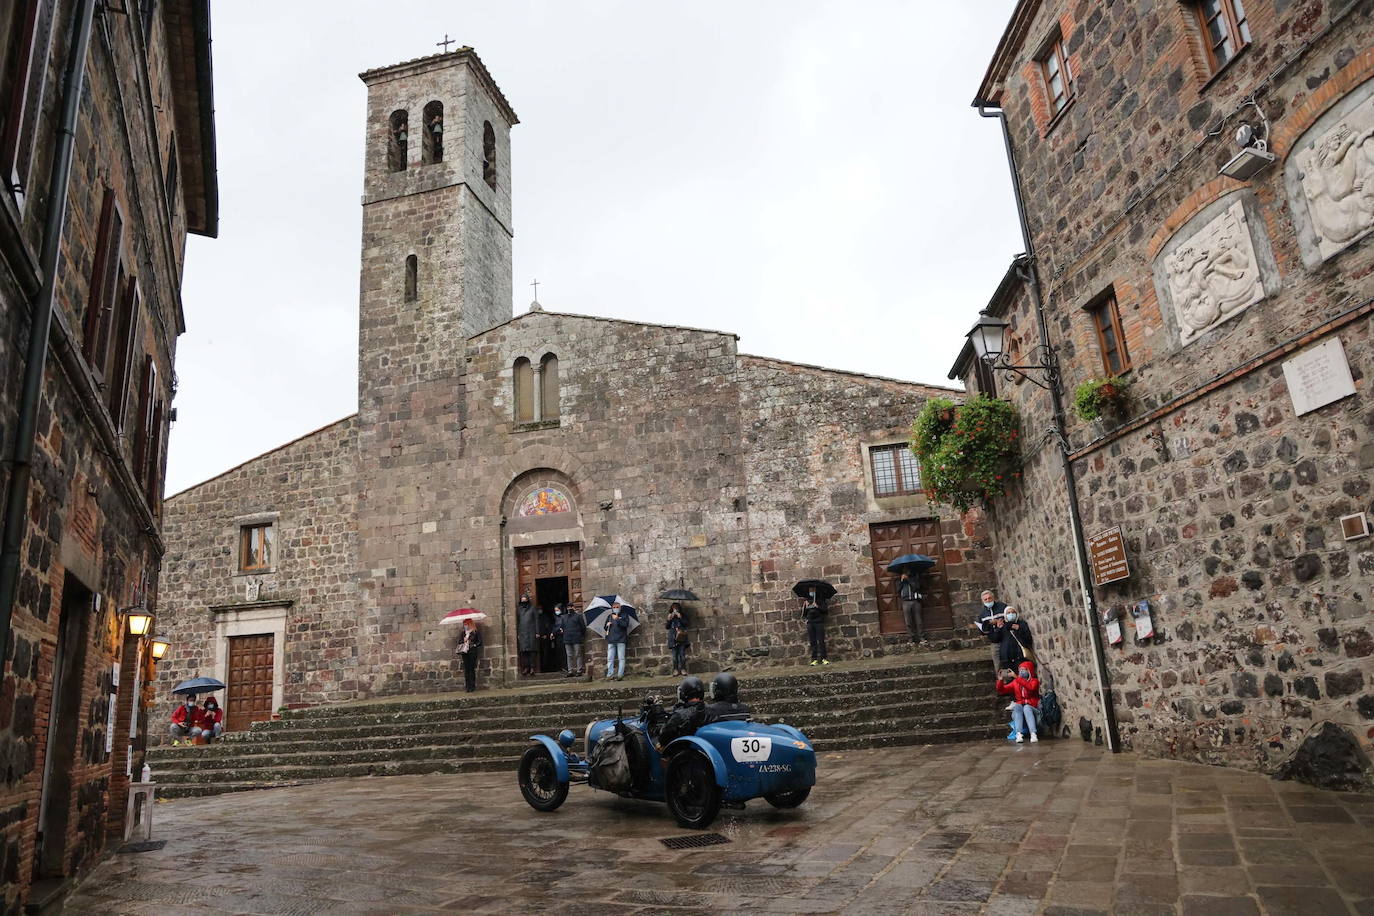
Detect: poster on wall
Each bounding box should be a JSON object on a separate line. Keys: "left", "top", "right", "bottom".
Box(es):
{"left": 104, "top": 697, "right": 116, "bottom": 754}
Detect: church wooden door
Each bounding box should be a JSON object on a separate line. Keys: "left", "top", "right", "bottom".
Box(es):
{"left": 515, "top": 543, "right": 583, "bottom": 610}
{"left": 226, "top": 634, "right": 275, "bottom": 732}
{"left": 869, "top": 520, "right": 952, "bottom": 635}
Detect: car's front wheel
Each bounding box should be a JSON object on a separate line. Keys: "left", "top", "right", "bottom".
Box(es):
{"left": 518, "top": 745, "right": 569, "bottom": 812}
{"left": 665, "top": 750, "right": 722, "bottom": 829}
{"left": 764, "top": 786, "right": 811, "bottom": 809}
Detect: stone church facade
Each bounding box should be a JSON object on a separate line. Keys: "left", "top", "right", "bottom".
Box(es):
{"left": 156, "top": 49, "right": 994, "bottom": 727}
{"left": 955, "top": 0, "right": 1374, "bottom": 779}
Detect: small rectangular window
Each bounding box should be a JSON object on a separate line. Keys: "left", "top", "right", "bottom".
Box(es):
{"left": 1039, "top": 35, "right": 1075, "bottom": 115}
{"left": 973, "top": 358, "right": 998, "bottom": 399}
{"left": 240, "top": 523, "right": 274, "bottom": 571}
{"left": 0, "top": 0, "right": 43, "bottom": 193}
{"left": 1089, "top": 291, "right": 1131, "bottom": 376}
{"left": 871, "top": 444, "right": 921, "bottom": 498}
{"left": 1195, "top": 0, "right": 1251, "bottom": 74}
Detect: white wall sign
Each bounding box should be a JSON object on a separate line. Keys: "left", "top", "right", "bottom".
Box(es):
{"left": 1282, "top": 338, "right": 1356, "bottom": 416}
{"left": 105, "top": 697, "right": 116, "bottom": 754}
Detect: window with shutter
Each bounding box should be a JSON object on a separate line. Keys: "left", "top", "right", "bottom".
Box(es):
{"left": 107, "top": 278, "right": 140, "bottom": 427}
{"left": 0, "top": 0, "right": 44, "bottom": 195}
{"left": 145, "top": 399, "right": 163, "bottom": 508}
{"left": 133, "top": 356, "right": 155, "bottom": 476}
{"left": 83, "top": 190, "right": 125, "bottom": 376}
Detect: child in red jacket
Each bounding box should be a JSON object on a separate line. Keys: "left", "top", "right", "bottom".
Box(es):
{"left": 996, "top": 660, "right": 1041, "bottom": 743}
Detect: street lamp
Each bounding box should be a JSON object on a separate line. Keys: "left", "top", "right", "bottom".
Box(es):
{"left": 150, "top": 640, "right": 170, "bottom": 660}
{"left": 126, "top": 610, "right": 154, "bottom": 636}
{"left": 964, "top": 309, "right": 1060, "bottom": 391}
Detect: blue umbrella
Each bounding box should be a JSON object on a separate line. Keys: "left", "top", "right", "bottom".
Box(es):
{"left": 887, "top": 554, "right": 937, "bottom": 574}
{"left": 171, "top": 676, "right": 226, "bottom": 696}
{"left": 584, "top": 595, "right": 640, "bottom": 638}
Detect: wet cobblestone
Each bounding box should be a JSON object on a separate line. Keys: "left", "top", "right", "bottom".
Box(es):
{"left": 67, "top": 742, "right": 1374, "bottom": 914}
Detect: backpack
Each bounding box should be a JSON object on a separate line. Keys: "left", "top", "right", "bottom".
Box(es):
{"left": 1039, "top": 690, "right": 1062, "bottom": 736}
{"left": 589, "top": 728, "right": 632, "bottom": 791}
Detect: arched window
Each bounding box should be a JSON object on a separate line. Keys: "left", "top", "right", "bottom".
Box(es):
{"left": 387, "top": 109, "right": 408, "bottom": 172}
{"left": 513, "top": 357, "right": 534, "bottom": 423}
{"left": 539, "top": 353, "right": 559, "bottom": 421}
{"left": 404, "top": 255, "right": 417, "bottom": 302}
{"left": 421, "top": 101, "right": 443, "bottom": 164}
{"left": 482, "top": 121, "right": 497, "bottom": 190}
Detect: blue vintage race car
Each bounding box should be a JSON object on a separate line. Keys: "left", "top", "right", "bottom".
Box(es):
{"left": 518, "top": 695, "right": 817, "bottom": 829}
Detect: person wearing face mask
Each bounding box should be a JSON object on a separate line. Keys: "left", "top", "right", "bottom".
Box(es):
{"left": 987, "top": 605, "right": 1034, "bottom": 671}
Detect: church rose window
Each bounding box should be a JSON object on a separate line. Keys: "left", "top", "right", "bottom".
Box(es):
{"left": 518, "top": 487, "right": 571, "bottom": 516}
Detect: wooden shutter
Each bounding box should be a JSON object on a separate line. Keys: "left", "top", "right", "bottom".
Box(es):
{"left": 132, "top": 356, "right": 155, "bottom": 476}
{"left": 0, "top": 0, "right": 41, "bottom": 191}
{"left": 144, "top": 399, "right": 163, "bottom": 508}
{"left": 107, "top": 278, "right": 140, "bottom": 427}
{"left": 83, "top": 191, "right": 117, "bottom": 358}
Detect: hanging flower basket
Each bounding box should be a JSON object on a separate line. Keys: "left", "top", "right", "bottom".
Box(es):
{"left": 910, "top": 395, "right": 1021, "bottom": 513}
{"left": 1073, "top": 376, "right": 1131, "bottom": 422}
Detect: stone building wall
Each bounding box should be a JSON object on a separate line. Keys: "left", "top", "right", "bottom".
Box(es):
{"left": 737, "top": 357, "right": 992, "bottom": 663}
{"left": 156, "top": 417, "right": 360, "bottom": 729}
{"left": 967, "top": 0, "right": 1374, "bottom": 775}
{"left": 0, "top": 1, "right": 215, "bottom": 906}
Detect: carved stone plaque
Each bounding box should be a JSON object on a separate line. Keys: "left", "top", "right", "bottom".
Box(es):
{"left": 1162, "top": 200, "right": 1265, "bottom": 346}
{"left": 1282, "top": 337, "right": 1356, "bottom": 416}
{"left": 1295, "top": 92, "right": 1374, "bottom": 262}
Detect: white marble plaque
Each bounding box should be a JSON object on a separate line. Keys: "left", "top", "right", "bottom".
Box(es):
{"left": 1282, "top": 338, "right": 1356, "bottom": 416}
{"left": 1162, "top": 200, "right": 1266, "bottom": 346}
{"left": 1295, "top": 93, "right": 1374, "bottom": 261}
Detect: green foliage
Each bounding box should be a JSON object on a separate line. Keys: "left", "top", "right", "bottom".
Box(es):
{"left": 1073, "top": 376, "right": 1131, "bottom": 422}
{"left": 909, "top": 395, "right": 1021, "bottom": 512}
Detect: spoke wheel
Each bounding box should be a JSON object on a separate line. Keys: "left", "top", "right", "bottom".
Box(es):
{"left": 764, "top": 786, "right": 811, "bottom": 809}
{"left": 665, "top": 751, "right": 722, "bottom": 829}
{"left": 518, "top": 745, "right": 569, "bottom": 812}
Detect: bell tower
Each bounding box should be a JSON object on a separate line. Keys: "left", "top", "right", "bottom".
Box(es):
{"left": 353, "top": 48, "right": 517, "bottom": 684}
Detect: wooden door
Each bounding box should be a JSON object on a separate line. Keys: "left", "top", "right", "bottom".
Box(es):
{"left": 515, "top": 542, "right": 583, "bottom": 610}
{"left": 227, "top": 634, "right": 274, "bottom": 732}
{"left": 870, "top": 519, "right": 953, "bottom": 635}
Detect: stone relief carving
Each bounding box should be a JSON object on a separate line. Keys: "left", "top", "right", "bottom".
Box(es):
{"left": 1163, "top": 200, "right": 1265, "bottom": 346}
{"left": 1295, "top": 93, "right": 1374, "bottom": 261}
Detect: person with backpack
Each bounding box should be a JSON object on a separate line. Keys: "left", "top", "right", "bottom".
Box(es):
{"left": 996, "top": 660, "right": 1041, "bottom": 743}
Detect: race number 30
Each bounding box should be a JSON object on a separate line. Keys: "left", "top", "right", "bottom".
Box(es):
{"left": 731, "top": 736, "right": 772, "bottom": 762}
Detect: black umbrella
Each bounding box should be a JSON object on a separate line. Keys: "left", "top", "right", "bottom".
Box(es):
{"left": 659, "top": 588, "right": 700, "bottom": 601}
{"left": 887, "top": 554, "right": 937, "bottom": 574}
{"left": 792, "top": 579, "right": 836, "bottom": 601}
{"left": 171, "top": 676, "right": 226, "bottom": 696}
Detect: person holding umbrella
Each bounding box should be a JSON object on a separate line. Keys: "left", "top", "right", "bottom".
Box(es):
{"left": 169, "top": 695, "right": 203, "bottom": 745}
{"left": 898, "top": 571, "right": 925, "bottom": 645}
{"left": 605, "top": 602, "right": 631, "bottom": 681}
{"left": 793, "top": 580, "right": 834, "bottom": 666}
{"left": 457, "top": 617, "right": 483, "bottom": 692}
{"left": 665, "top": 603, "right": 690, "bottom": 676}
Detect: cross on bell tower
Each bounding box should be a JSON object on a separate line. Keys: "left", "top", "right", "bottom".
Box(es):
{"left": 437, "top": 34, "right": 455, "bottom": 52}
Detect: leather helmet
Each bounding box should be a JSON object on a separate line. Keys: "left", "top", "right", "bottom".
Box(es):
{"left": 710, "top": 672, "right": 739, "bottom": 704}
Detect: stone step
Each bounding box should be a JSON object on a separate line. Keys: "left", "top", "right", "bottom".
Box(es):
{"left": 269, "top": 658, "right": 992, "bottom": 723}
{"left": 154, "top": 722, "right": 1010, "bottom": 798}
{"left": 202, "top": 680, "right": 993, "bottom": 745}
{"left": 148, "top": 708, "right": 1004, "bottom": 780}
{"left": 149, "top": 693, "right": 1000, "bottom": 765}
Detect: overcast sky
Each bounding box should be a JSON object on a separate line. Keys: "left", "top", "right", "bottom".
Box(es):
{"left": 167, "top": 1, "right": 1023, "bottom": 495}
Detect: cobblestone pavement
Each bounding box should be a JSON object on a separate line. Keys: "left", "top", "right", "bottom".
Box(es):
{"left": 68, "top": 740, "right": 1374, "bottom": 915}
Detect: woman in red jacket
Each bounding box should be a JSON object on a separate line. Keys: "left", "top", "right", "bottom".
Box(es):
{"left": 995, "top": 660, "right": 1041, "bottom": 743}
{"left": 200, "top": 697, "right": 225, "bottom": 742}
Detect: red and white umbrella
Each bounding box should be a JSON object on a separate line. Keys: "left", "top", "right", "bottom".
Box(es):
{"left": 440, "top": 608, "right": 488, "bottom": 626}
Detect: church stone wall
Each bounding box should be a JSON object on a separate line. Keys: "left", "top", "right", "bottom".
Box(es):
{"left": 970, "top": 0, "right": 1374, "bottom": 774}
{"left": 156, "top": 417, "right": 360, "bottom": 730}
{"left": 736, "top": 357, "right": 992, "bottom": 664}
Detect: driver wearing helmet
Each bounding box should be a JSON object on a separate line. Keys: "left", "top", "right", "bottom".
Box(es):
{"left": 657, "top": 676, "right": 708, "bottom": 748}
{"left": 703, "top": 672, "right": 753, "bottom": 723}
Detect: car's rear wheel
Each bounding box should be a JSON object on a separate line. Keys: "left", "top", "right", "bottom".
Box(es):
{"left": 518, "top": 745, "right": 569, "bottom": 812}
{"left": 764, "top": 786, "right": 811, "bottom": 809}
{"left": 665, "top": 750, "right": 722, "bottom": 829}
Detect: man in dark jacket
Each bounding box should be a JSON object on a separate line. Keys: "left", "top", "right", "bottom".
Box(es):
{"left": 704, "top": 672, "right": 753, "bottom": 722}
{"left": 605, "top": 603, "right": 631, "bottom": 680}
{"left": 560, "top": 604, "right": 587, "bottom": 677}
{"left": 987, "top": 606, "right": 1034, "bottom": 670}
{"left": 898, "top": 571, "right": 925, "bottom": 645}
{"left": 517, "top": 592, "right": 538, "bottom": 676}
{"left": 975, "top": 589, "right": 1009, "bottom": 667}
{"left": 658, "top": 676, "right": 707, "bottom": 747}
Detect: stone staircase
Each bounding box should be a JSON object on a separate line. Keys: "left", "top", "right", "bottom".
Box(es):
{"left": 146, "top": 651, "right": 1005, "bottom": 798}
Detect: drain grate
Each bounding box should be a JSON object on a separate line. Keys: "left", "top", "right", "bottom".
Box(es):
{"left": 661, "top": 832, "right": 731, "bottom": 850}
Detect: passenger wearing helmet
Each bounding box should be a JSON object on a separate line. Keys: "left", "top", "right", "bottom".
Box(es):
{"left": 704, "top": 672, "right": 753, "bottom": 723}
{"left": 657, "top": 676, "right": 708, "bottom": 747}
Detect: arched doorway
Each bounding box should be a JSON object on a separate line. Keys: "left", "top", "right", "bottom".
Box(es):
{"left": 503, "top": 474, "right": 584, "bottom": 678}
